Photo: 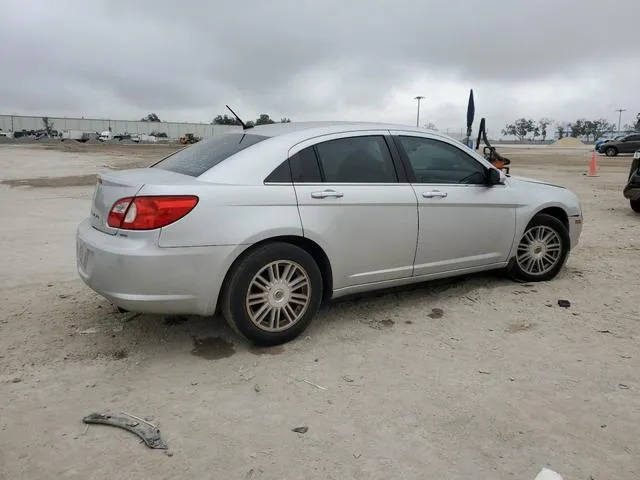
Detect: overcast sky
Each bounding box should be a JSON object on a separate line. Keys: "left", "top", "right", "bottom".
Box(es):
{"left": 1, "top": 0, "right": 638, "bottom": 133}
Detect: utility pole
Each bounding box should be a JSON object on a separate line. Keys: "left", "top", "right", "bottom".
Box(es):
{"left": 414, "top": 96, "right": 424, "bottom": 127}
{"left": 616, "top": 108, "right": 626, "bottom": 133}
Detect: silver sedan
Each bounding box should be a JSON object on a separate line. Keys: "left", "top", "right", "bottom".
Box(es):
{"left": 76, "top": 122, "right": 583, "bottom": 345}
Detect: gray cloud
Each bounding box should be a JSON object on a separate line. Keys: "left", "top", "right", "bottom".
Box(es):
{"left": 1, "top": 0, "right": 638, "bottom": 130}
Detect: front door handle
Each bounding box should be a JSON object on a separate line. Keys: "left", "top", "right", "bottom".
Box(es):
{"left": 311, "top": 190, "right": 344, "bottom": 199}
{"left": 422, "top": 191, "right": 448, "bottom": 198}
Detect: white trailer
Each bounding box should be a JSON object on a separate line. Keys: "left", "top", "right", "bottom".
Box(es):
{"left": 99, "top": 131, "right": 113, "bottom": 141}
{"left": 62, "top": 130, "right": 89, "bottom": 142}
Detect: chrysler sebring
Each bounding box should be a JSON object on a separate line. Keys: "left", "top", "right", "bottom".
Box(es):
{"left": 76, "top": 122, "right": 583, "bottom": 345}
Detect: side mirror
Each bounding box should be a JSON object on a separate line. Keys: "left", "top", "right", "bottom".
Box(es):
{"left": 487, "top": 168, "right": 505, "bottom": 185}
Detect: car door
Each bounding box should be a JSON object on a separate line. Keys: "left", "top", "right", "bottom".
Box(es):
{"left": 617, "top": 136, "right": 631, "bottom": 154}
{"left": 286, "top": 132, "right": 418, "bottom": 290}
{"left": 391, "top": 131, "right": 517, "bottom": 277}
{"left": 622, "top": 134, "right": 640, "bottom": 153}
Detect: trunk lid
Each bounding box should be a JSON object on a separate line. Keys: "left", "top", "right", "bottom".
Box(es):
{"left": 90, "top": 168, "right": 202, "bottom": 234}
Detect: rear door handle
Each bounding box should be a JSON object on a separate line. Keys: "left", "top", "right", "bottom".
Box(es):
{"left": 311, "top": 190, "right": 344, "bottom": 199}
{"left": 422, "top": 191, "right": 448, "bottom": 198}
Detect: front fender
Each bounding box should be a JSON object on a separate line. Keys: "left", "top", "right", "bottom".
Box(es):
{"left": 509, "top": 177, "right": 581, "bottom": 257}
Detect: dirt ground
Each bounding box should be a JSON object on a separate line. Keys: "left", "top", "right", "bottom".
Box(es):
{"left": 1, "top": 143, "right": 638, "bottom": 480}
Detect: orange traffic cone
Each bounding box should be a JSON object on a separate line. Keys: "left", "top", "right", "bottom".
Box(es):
{"left": 588, "top": 151, "right": 599, "bottom": 177}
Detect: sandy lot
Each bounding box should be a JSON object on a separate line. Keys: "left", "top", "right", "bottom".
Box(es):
{"left": 1, "top": 143, "right": 639, "bottom": 480}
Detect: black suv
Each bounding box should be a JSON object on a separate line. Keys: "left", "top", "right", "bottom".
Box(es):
{"left": 624, "top": 152, "right": 640, "bottom": 213}
{"left": 598, "top": 133, "right": 640, "bottom": 157}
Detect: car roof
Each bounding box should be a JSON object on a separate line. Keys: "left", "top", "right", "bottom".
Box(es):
{"left": 199, "top": 121, "right": 488, "bottom": 185}
{"left": 246, "top": 121, "right": 438, "bottom": 141}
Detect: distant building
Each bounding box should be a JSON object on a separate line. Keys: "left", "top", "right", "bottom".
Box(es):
{"left": 0, "top": 114, "right": 241, "bottom": 140}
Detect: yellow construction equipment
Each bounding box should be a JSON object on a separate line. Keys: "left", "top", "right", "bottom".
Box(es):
{"left": 179, "top": 133, "right": 200, "bottom": 145}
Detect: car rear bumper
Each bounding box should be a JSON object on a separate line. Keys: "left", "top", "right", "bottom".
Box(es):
{"left": 76, "top": 218, "right": 237, "bottom": 316}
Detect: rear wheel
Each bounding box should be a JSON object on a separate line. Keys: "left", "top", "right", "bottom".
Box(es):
{"left": 605, "top": 146, "right": 618, "bottom": 157}
{"left": 221, "top": 243, "right": 323, "bottom": 346}
{"left": 631, "top": 199, "right": 640, "bottom": 213}
{"left": 507, "top": 214, "right": 570, "bottom": 282}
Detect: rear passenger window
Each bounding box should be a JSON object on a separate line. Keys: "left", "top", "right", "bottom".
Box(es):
{"left": 265, "top": 138, "right": 398, "bottom": 184}
{"left": 315, "top": 136, "right": 397, "bottom": 183}
{"left": 264, "top": 161, "right": 291, "bottom": 183}
{"left": 290, "top": 147, "right": 322, "bottom": 182}
{"left": 264, "top": 146, "right": 322, "bottom": 183}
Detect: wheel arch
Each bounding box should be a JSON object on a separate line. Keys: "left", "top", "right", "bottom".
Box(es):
{"left": 509, "top": 204, "right": 571, "bottom": 261}
{"left": 532, "top": 206, "right": 569, "bottom": 230}
{"left": 507, "top": 206, "right": 572, "bottom": 281}
{"left": 215, "top": 235, "right": 333, "bottom": 313}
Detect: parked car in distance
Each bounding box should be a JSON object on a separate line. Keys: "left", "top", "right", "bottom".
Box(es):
{"left": 597, "top": 133, "right": 640, "bottom": 156}
{"left": 76, "top": 122, "right": 583, "bottom": 345}
{"left": 112, "top": 133, "right": 140, "bottom": 143}
{"left": 595, "top": 134, "right": 625, "bottom": 151}
{"left": 624, "top": 150, "right": 640, "bottom": 213}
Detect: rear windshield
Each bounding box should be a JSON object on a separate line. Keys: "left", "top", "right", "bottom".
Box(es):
{"left": 151, "top": 133, "right": 268, "bottom": 177}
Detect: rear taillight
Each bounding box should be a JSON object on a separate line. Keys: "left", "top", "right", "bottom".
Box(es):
{"left": 107, "top": 196, "right": 199, "bottom": 230}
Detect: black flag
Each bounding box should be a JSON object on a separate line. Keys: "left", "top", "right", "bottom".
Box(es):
{"left": 464, "top": 89, "right": 474, "bottom": 147}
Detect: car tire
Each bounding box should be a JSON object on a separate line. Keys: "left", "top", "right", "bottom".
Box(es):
{"left": 605, "top": 146, "right": 618, "bottom": 157}
{"left": 507, "top": 213, "right": 571, "bottom": 282}
{"left": 221, "top": 242, "right": 323, "bottom": 346}
{"left": 631, "top": 199, "right": 640, "bottom": 213}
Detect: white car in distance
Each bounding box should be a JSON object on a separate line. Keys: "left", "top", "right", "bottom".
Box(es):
{"left": 76, "top": 122, "right": 583, "bottom": 345}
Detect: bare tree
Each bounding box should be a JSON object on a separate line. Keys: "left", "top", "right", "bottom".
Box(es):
{"left": 502, "top": 118, "right": 535, "bottom": 142}
{"left": 255, "top": 114, "right": 275, "bottom": 125}
{"left": 212, "top": 114, "right": 241, "bottom": 125}
{"left": 141, "top": 113, "right": 161, "bottom": 122}
{"left": 537, "top": 118, "right": 553, "bottom": 141}
{"left": 41, "top": 117, "right": 54, "bottom": 136}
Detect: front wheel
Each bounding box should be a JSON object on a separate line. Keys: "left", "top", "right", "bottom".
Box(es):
{"left": 631, "top": 199, "right": 640, "bottom": 213}
{"left": 507, "top": 214, "right": 571, "bottom": 282}
{"left": 221, "top": 243, "right": 323, "bottom": 346}
{"left": 605, "top": 147, "right": 618, "bottom": 157}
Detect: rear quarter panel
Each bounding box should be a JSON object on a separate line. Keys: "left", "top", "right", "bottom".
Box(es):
{"left": 139, "top": 183, "right": 302, "bottom": 247}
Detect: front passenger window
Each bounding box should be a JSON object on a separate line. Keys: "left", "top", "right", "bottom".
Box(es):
{"left": 397, "top": 136, "right": 486, "bottom": 184}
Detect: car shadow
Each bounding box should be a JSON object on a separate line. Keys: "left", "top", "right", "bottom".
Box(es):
{"left": 61, "top": 270, "right": 514, "bottom": 365}
{"left": 327, "top": 270, "right": 511, "bottom": 307}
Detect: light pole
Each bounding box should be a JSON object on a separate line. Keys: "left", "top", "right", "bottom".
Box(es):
{"left": 616, "top": 108, "right": 626, "bottom": 133}
{"left": 414, "top": 96, "right": 424, "bottom": 127}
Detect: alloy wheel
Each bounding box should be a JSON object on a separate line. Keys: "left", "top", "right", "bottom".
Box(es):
{"left": 245, "top": 260, "right": 311, "bottom": 332}
{"left": 516, "top": 225, "right": 563, "bottom": 276}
